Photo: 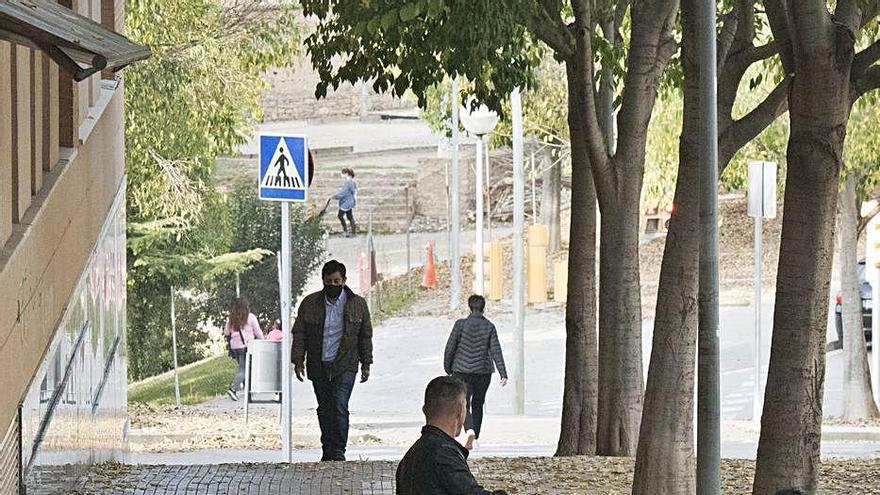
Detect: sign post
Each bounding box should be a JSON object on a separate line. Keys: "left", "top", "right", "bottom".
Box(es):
{"left": 865, "top": 207, "right": 880, "bottom": 403}
{"left": 747, "top": 160, "right": 777, "bottom": 423}
{"left": 259, "top": 133, "right": 309, "bottom": 463}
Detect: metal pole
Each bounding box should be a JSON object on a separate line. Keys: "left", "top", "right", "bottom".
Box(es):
{"left": 873, "top": 263, "right": 879, "bottom": 404}
{"left": 359, "top": 80, "right": 369, "bottom": 120}
{"left": 530, "top": 155, "right": 537, "bottom": 223}
{"left": 280, "top": 202, "right": 293, "bottom": 463}
{"left": 406, "top": 187, "right": 412, "bottom": 293}
{"left": 485, "top": 140, "right": 492, "bottom": 242}
{"left": 697, "top": 0, "right": 720, "bottom": 490}
{"left": 170, "top": 285, "right": 181, "bottom": 408}
{"left": 235, "top": 273, "right": 240, "bottom": 298}
{"left": 445, "top": 161, "right": 451, "bottom": 236}
{"left": 754, "top": 217, "right": 763, "bottom": 423}
{"left": 475, "top": 135, "right": 485, "bottom": 295}
{"left": 511, "top": 88, "right": 526, "bottom": 415}
{"left": 367, "top": 210, "right": 375, "bottom": 310}
{"left": 450, "top": 78, "right": 461, "bottom": 309}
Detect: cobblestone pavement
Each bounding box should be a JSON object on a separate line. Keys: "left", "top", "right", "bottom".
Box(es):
{"left": 32, "top": 462, "right": 398, "bottom": 495}
{"left": 30, "top": 457, "right": 880, "bottom": 495}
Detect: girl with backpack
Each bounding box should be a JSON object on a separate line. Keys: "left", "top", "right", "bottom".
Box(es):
{"left": 224, "top": 297, "right": 264, "bottom": 401}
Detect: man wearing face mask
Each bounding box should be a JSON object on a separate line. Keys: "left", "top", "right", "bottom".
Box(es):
{"left": 396, "top": 376, "right": 508, "bottom": 495}
{"left": 293, "top": 259, "right": 373, "bottom": 461}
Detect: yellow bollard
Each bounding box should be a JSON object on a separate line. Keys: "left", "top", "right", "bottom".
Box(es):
{"left": 488, "top": 241, "right": 503, "bottom": 300}
{"left": 554, "top": 261, "right": 568, "bottom": 303}
{"left": 527, "top": 224, "right": 549, "bottom": 304}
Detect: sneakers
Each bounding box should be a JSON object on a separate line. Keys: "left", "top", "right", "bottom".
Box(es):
{"left": 227, "top": 389, "right": 238, "bottom": 401}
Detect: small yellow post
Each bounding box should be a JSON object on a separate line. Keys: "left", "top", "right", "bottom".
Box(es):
{"left": 527, "top": 224, "right": 549, "bottom": 304}
{"left": 488, "top": 241, "right": 503, "bottom": 300}
{"left": 554, "top": 261, "right": 568, "bottom": 303}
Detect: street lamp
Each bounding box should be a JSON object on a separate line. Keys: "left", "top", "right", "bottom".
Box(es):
{"left": 460, "top": 100, "right": 498, "bottom": 295}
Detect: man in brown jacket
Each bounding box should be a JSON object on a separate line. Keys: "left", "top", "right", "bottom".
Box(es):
{"left": 293, "top": 260, "right": 373, "bottom": 461}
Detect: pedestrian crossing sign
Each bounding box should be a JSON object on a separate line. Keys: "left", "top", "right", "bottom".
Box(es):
{"left": 258, "top": 134, "right": 308, "bottom": 202}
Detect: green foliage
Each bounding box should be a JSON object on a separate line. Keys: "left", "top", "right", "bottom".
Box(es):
{"left": 644, "top": 62, "right": 790, "bottom": 208}
{"left": 421, "top": 56, "right": 569, "bottom": 150}
{"left": 129, "top": 355, "right": 237, "bottom": 405}
{"left": 302, "top": 0, "right": 539, "bottom": 112}
{"left": 125, "top": 0, "right": 299, "bottom": 226}
{"left": 844, "top": 97, "right": 880, "bottom": 201}
{"left": 644, "top": 96, "right": 682, "bottom": 210}
{"left": 127, "top": 282, "right": 209, "bottom": 381}
{"left": 204, "top": 182, "right": 326, "bottom": 327}
{"left": 124, "top": 0, "right": 300, "bottom": 380}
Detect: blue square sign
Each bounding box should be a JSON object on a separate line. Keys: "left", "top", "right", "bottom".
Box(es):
{"left": 258, "top": 134, "right": 308, "bottom": 202}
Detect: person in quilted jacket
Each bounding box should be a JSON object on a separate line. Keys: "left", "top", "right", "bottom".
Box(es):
{"left": 443, "top": 295, "right": 507, "bottom": 447}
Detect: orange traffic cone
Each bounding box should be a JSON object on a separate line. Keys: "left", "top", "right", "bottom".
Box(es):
{"left": 421, "top": 243, "right": 437, "bottom": 289}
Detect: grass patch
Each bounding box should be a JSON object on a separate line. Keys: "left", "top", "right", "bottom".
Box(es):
{"left": 129, "top": 355, "right": 237, "bottom": 406}
{"left": 369, "top": 270, "right": 422, "bottom": 326}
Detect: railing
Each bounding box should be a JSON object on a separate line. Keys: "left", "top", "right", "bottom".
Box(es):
{"left": 0, "top": 410, "right": 20, "bottom": 495}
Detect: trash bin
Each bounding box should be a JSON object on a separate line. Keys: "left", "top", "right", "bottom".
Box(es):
{"left": 244, "top": 340, "right": 282, "bottom": 422}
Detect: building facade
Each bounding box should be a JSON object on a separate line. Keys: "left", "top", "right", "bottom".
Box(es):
{"left": 0, "top": 1, "right": 147, "bottom": 492}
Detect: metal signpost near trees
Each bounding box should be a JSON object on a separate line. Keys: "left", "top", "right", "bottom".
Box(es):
{"left": 258, "top": 133, "right": 310, "bottom": 463}
{"left": 747, "top": 160, "right": 777, "bottom": 424}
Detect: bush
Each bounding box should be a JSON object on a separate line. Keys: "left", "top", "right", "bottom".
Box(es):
{"left": 206, "top": 181, "right": 325, "bottom": 327}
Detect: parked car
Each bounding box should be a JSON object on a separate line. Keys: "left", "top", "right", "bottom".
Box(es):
{"left": 834, "top": 260, "right": 874, "bottom": 346}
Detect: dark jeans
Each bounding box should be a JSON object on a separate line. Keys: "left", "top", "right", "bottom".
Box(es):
{"left": 337, "top": 209, "right": 355, "bottom": 234}
{"left": 312, "top": 366, "right": 357, "bottom": 461}
{"left": 453, "top": 373, "right": 492, "bottom": 439}
{"left": 230, "top": 349, "right": 247, "bottom": 391}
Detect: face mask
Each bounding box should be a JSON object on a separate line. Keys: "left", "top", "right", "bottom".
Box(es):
{"left": 323, "top": 284, "right": 343, "bottom": 299}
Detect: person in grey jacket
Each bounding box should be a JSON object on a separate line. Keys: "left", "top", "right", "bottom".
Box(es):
{"left": 331, "top": 168, "right": 357, "bottom": 237}
{"left": 443, "top": 295, "right": 507, "bottom": 445}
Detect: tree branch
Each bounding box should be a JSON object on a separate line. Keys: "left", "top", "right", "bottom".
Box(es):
{"left": 853, "top": 39, "right": 880, "bottom": 77}
{"left": 531, "top": 4, "right": 575, "bottom": 60}
{"left": 736, "top": 41, "right": 779, "bottom": 68}
{"left": 834, "top": 0, "right": 863, "bottom": 34}
{"left": 719, "top": 78, "right": 791, "bottom": 168}
{"left": 717, "top": 8, "right": 740, "bottom": 68}
{"left": 764, "top": 0, "right": 795, "bottom": 74}
{"left": 567, "top": 0, "right": 611, "bottom": 186}
{"left": 733, "top": 0, "right": 756, "bottom": 48}
{"left": 852, "top": 64, "right": 880, "bottom": 101}
{"left": 858, "top": 202, "right": 880, "bottom": 237}
{"left": 614, "top": 0, "right": 631, "bottom": 28}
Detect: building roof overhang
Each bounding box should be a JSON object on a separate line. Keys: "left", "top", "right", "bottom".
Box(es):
{"left": 0, "top": 0, "right": 150, "bottom": 81}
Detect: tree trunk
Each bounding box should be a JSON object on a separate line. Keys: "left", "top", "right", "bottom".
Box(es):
{"left": 838, "top": 175, "right": 879, "bottom": 420}
{"left": 555, "top": 60, "right": 598, "bottom": 457}
{"left": 632, "top": 2, "right": 701, "bottom": 490}
{"left": 596, "top": 181, "right": 644, "bottom": 456}
{"left": 593, "top": 0, "right": 677, "bottom": 458}
{"left": 753, "top": 42, "right": 852, "bottom": 493}
{"left": 541, "top": 146, "right": 562, "bottom": 253}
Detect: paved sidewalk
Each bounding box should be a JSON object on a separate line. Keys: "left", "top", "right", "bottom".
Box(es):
{"left": 32, "top": 457, "right": 880, "bottom": 494}
{"left": 33, "top": 462, "right": 397, "bottom": 495}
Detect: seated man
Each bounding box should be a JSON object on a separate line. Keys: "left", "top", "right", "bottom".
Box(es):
{"left": 396, "top": 376, "right": 508, "bottom": 495}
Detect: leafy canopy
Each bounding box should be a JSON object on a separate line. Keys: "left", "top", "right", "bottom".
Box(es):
{"left": 302, "top": 0, "right": 540, "bottom": 112}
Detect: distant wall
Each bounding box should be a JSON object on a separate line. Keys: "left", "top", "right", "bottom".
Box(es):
{"left": 261, "top": 55, "right": 414, "bottom": 122}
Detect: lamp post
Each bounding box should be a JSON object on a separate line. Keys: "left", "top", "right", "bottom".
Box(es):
{"left": 460, "top": 100, "right": 498, "bottom": 295}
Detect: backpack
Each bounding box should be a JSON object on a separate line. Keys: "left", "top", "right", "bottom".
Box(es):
{"left": 226, "top": 327, "right": 246, "bottom": 358}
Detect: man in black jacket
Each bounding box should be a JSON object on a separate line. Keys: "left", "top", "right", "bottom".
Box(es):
{"left": 396, "top": 376, "right": 508, "bottom": 495}
{"left": 293, "top": 260, "right": 373, "bottom": 462}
